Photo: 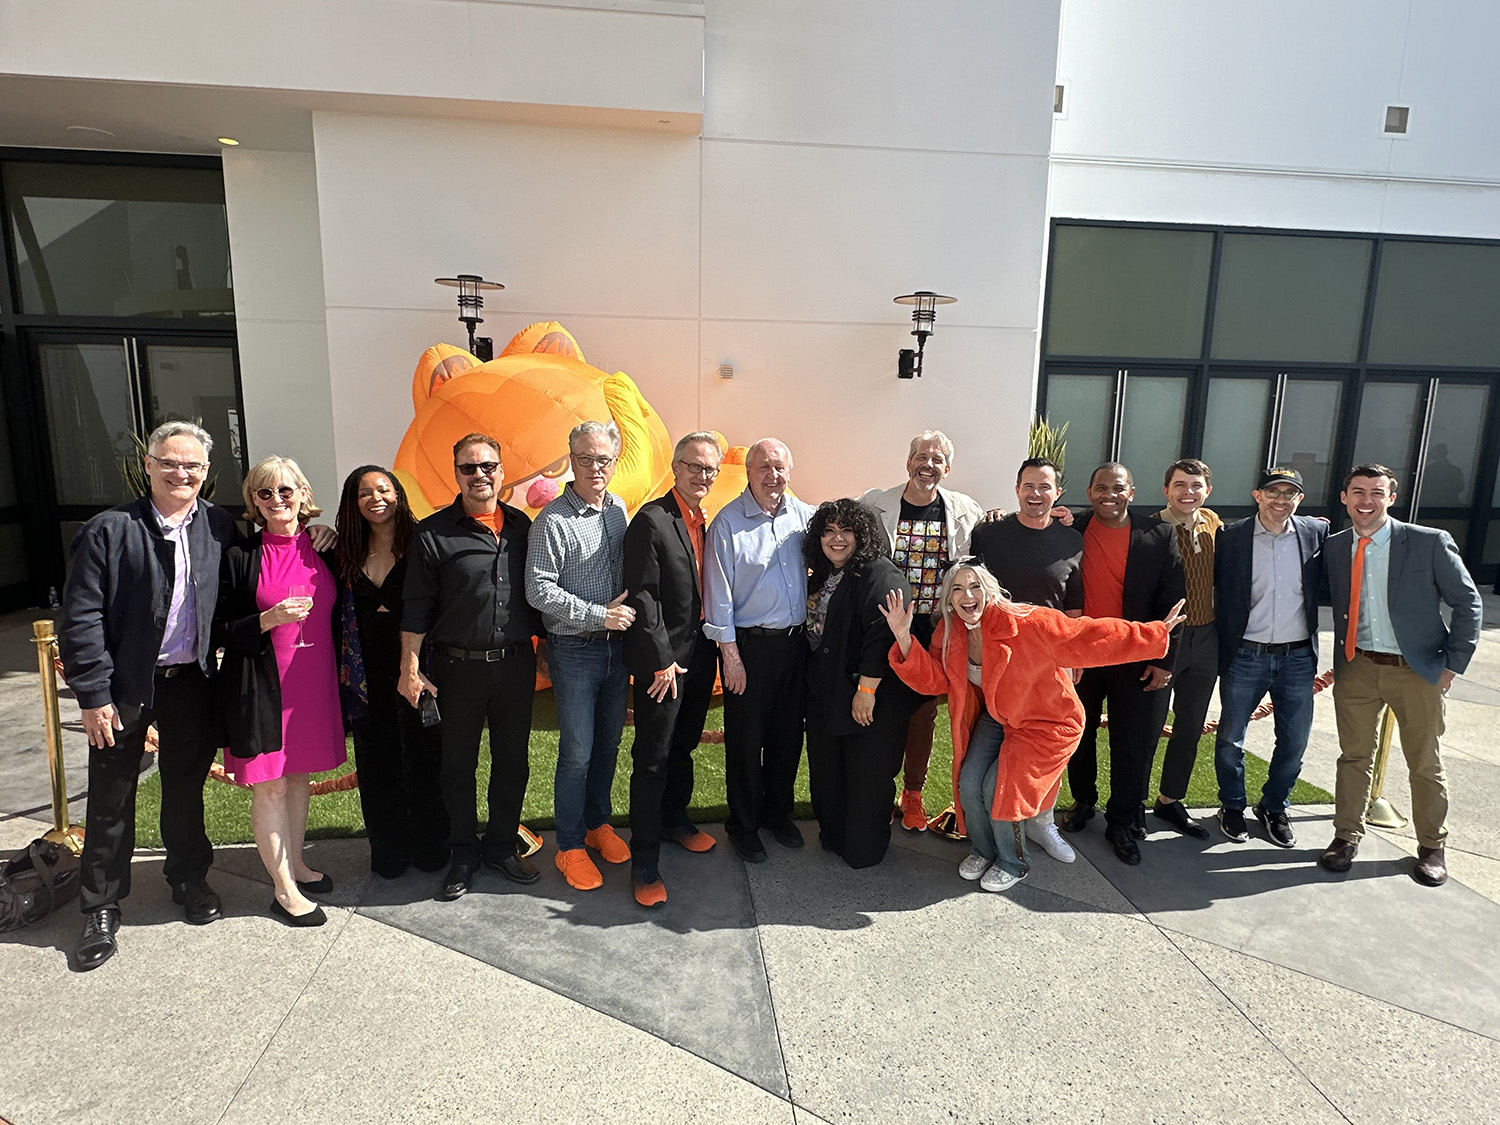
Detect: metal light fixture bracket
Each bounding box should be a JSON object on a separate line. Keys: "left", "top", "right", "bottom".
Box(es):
{"left": 435, "top": 273, "right": 505, "bottom": 356}
{"left": 893, "top": 290, "right": 956, "bottom": 379}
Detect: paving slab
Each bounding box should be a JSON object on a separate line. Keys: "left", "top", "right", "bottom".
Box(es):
{"left": 0, "top": 859, "right": 349, "bottom": 1125}
{"left": 1172, "top": 932, "right": 1500, "bottom": 1124}
{"left": 0, "top": 613, "right": 90, "bottom": 821}
{"left": 1069, "top": 809, "right": 1500, "bottom": 1040}
{"left": 747, "top": 840, "right": 1346, "bottom": 1125}
{"left": 356, "top": 827, "right": 789, "bottom": 1097}
{"left": 219, "top": 914, "right": 795, "bottom": 1125}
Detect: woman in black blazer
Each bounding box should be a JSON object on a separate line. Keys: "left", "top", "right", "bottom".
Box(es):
{"left": 802, "top": 499, "right": 923, "bottom": 868}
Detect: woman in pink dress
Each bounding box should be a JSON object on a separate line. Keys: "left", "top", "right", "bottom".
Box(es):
{"left": 217, "top": 455, "right": 347, "bottom": 925}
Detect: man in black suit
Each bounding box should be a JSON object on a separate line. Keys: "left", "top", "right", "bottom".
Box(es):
{"left": 1211, "top": 468, "right": 1327, "bottom": 848}
{"left": 1059, "top": 463, "right": 1185, "bottom": 865}
{"left": 622, "top": 433, "right": 724, "bottom": 907}
{"left": 59, "top": 421, "right": 238, "bottom": 971}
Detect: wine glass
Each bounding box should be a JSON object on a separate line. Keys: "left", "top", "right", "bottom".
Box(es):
{"left": 287, "top": 583, "right": 315, "bottom": 649}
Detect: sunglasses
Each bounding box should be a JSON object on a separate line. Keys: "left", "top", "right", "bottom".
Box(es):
{"left": 254, "top": 486, "right": 298, "bottom": 502}
{"left": 458, "top": 462, "right": 500, "bottom": 477}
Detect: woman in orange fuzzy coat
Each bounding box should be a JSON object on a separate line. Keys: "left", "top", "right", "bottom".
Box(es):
{"left": 881, "top": 561, "right": 1184, "bottom": 893}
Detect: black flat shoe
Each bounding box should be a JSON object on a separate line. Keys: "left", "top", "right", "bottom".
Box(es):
{"left": 269, "top": 899, "right": 327, "bottom": 927}
{"left": 1058, "top": 804, "right": 1095, "bottom": 833}
{"left": 439, "top": 861, "right": 478, "bottom": 901}
{"left": 295, "top": 874, "right": 333, "bottom": 895}
{"left": 1152, "top": 800, "right": 1211, "bottom": 840}
{"left": 74, "top": 906, "right": 121, "bottom": 972}
{"left": 766, "top": 818, "right": 804, "bottom": 849}
{"left": 1105, "top": 824, "right": 1142, "bottom": 866}
{"left": 731, "top": 832, "right": 768, "bottom": 864}
{"left": 172, "top": 877, "right": 224, "bottom": 924}
{"left": 484, "top": 852, "right": 540, "bottom": 885}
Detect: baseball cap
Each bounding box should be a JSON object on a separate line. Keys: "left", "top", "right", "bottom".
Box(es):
{"left": 1257, "top": 467, "right": 1304, "bottom": 491}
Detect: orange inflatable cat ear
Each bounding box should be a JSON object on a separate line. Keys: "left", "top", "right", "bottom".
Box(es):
{"left": 501, "top": 321, "right": 586, "bottom": 364}
{"left": 411, "top": 343, "right": 480, "bottom": 413}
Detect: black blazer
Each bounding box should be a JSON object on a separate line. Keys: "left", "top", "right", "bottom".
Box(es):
{"left": 623, "top": 490, "right": 705, "bottom": 677}
{"left": 1213, "top": 514, "right": 1327, "bottom": 676}
{"left": 1073, "top": 510, "right": 1186, "bottom": 669}
{"left": 805, "top": 556, "right": 924, "bottom": 737}
{"left": 215, "top": 530, "right": 338, "bottom": 760}
{"left": 59, "top": 495, "right": 239, "bottom": 713}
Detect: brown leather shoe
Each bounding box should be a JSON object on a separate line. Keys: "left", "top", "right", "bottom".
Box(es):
{"left": 1319, "top": 837, "right": 1358, "bottom": 873}
{"left": 1413, "top": 845, "right": 1448, "bottom": 887}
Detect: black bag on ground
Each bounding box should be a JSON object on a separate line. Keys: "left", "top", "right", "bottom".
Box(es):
{"left": 0, "top": 838, "right": 81, "bottom": 931}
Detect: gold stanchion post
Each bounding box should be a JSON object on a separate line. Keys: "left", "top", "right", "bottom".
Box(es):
{"left": 32, "top": 620, "right": 85, "bottom": 854}
{"left": 1365, "top": 704, "right": 1409, "bottom": 829}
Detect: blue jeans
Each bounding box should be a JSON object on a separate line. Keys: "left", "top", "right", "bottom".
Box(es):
{"left": 548, "top": 634, "right": 630, "bottom": 851}
{"left": 956, "top": 711, "right": 1029, "bottom": 878}
{"left": 1213, "top": 643, "right": 1316, "bottom": 813}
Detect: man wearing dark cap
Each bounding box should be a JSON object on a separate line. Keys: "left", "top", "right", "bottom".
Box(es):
{"left": 1211, "top": 467, "right": 1327, "bottom": 847}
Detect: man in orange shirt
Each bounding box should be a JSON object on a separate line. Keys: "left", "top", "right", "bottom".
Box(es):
{"left": 1060, "top": 463, "right": 1185, "bottom": 865}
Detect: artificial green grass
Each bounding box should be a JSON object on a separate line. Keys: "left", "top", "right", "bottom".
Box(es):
{"left": 132, "top": 693, "right": 1333, "bottom": 847}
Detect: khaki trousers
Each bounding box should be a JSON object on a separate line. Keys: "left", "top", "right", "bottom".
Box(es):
{"left": 1331, "top": 653, "right": 1448, "bottom": 848}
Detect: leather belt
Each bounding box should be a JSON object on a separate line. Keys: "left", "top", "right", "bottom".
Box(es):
{"left": 740, "top": 624, "right": 804, "bottom": 637}
{"left": 1354, "top": 647, "right": 1407, "bottom": 668}
{"left": 555, "top": 630, "right": 612, "bottom": 642}
{"left": 155, "top": 663, "right": 195, "bottom": 679}
{"left": 1239, "top": 639, "right": 1312, "bottom": 656}
{"left": 441, "top": 642, "right": 530, "bottom": 662}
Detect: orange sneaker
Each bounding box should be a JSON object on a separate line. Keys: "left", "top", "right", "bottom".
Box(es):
{"left": 669, "top": 826, "right": 717, "bottom": 854}
{"left": 900, "top": 789, "right": 929, "bottom": 832}
{"left": 585, "top": 824, "right": 632, "bottom": 865}
{"left": 554, "top": 847, "right": 603, "bottom": 890}
{"left": 633, "top": 875, "right": 667, "bottom": 908}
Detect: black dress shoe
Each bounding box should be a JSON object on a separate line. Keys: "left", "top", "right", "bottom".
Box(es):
{"left": 1130, "top": 807, "right": 1148, "bottom": 840}
{"left": 1058, "top": 804, "right": 1095, "bottom": 833}
{"left": 1319, "top": 837, "right": 1357, "bottom": 873}
{"left": 484, "top": 852, "right": 540, "bottom": 885}
{"left": 372, "top": 857, "right": 411, "bottom": 880}
{"left": 438, "top": 861, "right": 478, "bottom": 900}
{"left": 412, "top": 844, "right": 451, "bottom": 873}
{"left": 172, "top": 877, "right": 223, "bottom": 925}
{"left": 270, "top": 899, "right": 327, "bottom": 927}
{"left": 1105, "top": 824, "right": 1142, "bottom": 866}
{"left": 1252, "top": 804, "right": 1296, "bottom": 848}
{"left": 295, "top": 874, "right": 333, "bottom": 895}
{"left": 74, "top": 906, "right": 121, "bottom": 972}
{"left": 1153, "top": 800, "right": 1211, "bottom": 839}
{"left": 766, "top": 818, "right": 804, "bottom": 849}
{"left": 731, "top": 832, "right": 768, "bottom": 864}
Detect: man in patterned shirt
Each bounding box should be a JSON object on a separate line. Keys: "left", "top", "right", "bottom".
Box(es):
{"left": 860, "top": 430, "right": 987, "bottom": 830}
{"left": 526, "top": 420, "right": 637, "bottom": 892}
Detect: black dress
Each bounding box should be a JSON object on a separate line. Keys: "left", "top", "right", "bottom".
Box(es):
{"left": 348, "top": 556, "right": 449, "bottom": 875}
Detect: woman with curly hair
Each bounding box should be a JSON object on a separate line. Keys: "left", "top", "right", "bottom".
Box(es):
{"left": 802, "top": 498, "right": 925, "bottom": 868}
{"left": 332, "top": 465, "right": 449, "bottom": 879}
{"left": 880, "top": 561, "right": 1185, "bottom": 892}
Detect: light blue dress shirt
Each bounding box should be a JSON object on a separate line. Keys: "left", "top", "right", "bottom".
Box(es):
{"left": 1244, "top": 516, "right": 1310, "bottom": 643}
{"left": 1354, "top": 519, "right": 1400, "bottom": 654}
{"left": 153, "top": 501, "right": 198, "bottom": 666}
{"left": 703, "top": 489, "right": 815, "bottom": 643}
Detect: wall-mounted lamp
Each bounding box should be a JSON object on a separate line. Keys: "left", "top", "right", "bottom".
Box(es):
{"left": 893, "top": 290, "right": 956, "bottom": 379}
{"left": 435, "top": 273, "right": 504, "bottom": 359}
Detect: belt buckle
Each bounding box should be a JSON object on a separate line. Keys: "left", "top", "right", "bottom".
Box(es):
{"left": 485, "top": 648, "right": 503, "bottom": 662}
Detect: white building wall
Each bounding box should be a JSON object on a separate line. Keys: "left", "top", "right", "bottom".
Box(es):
{"left": 1051, "top": 0, "right": 1500, "bottom": 238}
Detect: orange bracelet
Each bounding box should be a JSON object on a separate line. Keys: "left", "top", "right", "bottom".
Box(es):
{"left": 857, "top": 685, "right": 877, "bottom": 695}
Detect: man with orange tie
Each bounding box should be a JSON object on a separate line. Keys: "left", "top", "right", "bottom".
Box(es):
{"left": 622, "top": 434, "right": 724, "bottom": 906}
{"left": 1322, "top": 463, "right": 1482, "bottom": 886}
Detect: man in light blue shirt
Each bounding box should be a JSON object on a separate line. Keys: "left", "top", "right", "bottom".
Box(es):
{"left": 704, "top": 438, "right": 815, "bottom": 862}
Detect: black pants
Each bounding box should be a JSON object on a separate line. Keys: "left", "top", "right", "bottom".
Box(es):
{"left": 1159, "top": 622, "right": 1218, "bottom": 802}
{"left": 431, "top": 648, "right": 535, "bottom": 866}
{"left": 628, "top": 634, "right": 718, "bottom": 876}
{"left": 351, "top": 681, "right": 449, "bottom": 871}
{"left": 79, "top": 663, "right": 217, "bottom": 911}
{"left": 722, "top": 632, "right": 806, "bottom": 842}
{"left": 1070, "top": 662, "right": 1171, "bottom": 828}
{"left": 806, "top": 716, "right": 906, "bottom": 869}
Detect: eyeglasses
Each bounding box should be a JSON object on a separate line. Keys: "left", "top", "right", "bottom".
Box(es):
{"left": 1261, "top": 488, "right": 1301, "bottom": 501}
{"left": 457, "top": 462, "right": 500, "bottom": 477}
{"left": 148, "top": 455, "right": 208, "bottom": 475}
{"left": 572, "top": 453, "right": 617, "bottom": 471}
{"left": 675, "top": 461, "right": 719, "bottom": 479}
{"left": 254, "top": 486, "right": 298, "bottom": 502}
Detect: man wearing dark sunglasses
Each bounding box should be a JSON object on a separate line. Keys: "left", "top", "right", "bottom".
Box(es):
{"left": 402, "top": 432, "right": 543, "bottom": 900}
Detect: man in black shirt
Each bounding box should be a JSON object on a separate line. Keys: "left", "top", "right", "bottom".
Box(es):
{"left": 969, "top": 457, "right": 1084, "bottom": 863}
{"left": 401, "top": 432, "right": 543, "bottom": 901}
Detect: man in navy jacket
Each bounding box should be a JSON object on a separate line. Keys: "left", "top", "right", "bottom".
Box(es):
{"left": 1212, "top": 468, "right": 1327, "bottom": 848}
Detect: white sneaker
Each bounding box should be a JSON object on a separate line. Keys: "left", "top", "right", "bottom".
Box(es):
{"left": 958, "top": 853, "right": 990, "bottom": 881}
{"left": 979, "top": 865, "right": 1027, "bottom": 893}
{"left": 1026, "top": 816, "right": 1076, "bottom": 863}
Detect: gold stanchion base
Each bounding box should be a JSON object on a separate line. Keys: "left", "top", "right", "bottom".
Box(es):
{"left": 42, "top": 824, "right": 86, "bottom": 855}
{"left": 1365, "top": 798, "right": 1408, "bottom": 830}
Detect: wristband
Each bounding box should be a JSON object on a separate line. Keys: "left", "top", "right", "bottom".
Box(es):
{"left": 857, "top": 685, "right": 877, "bottom": 696}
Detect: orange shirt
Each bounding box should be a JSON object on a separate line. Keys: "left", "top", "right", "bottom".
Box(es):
{"left": 1082, "top": 519, "right": 1129, "bottom": 619}
{"left": 472, "top": 507, "right": 505, "bottom": 539}
{"left": 675, "top": 488, "right": 706, "bottom": 617}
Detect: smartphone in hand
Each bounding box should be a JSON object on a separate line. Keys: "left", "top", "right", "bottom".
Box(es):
{"left": 418, "top": 690, "right": 441, "bottom": 728}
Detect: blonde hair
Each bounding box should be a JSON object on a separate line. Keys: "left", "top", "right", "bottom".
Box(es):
{"left": 242, "top": 455, "right": 322, "bottom": 525}
{"left": 936, "top": 561, "right": 1033, "bottom": 665}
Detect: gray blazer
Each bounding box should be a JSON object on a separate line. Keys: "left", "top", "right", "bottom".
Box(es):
{"left": 1325, "top": 519, "right": 1482, "bottom": 685}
